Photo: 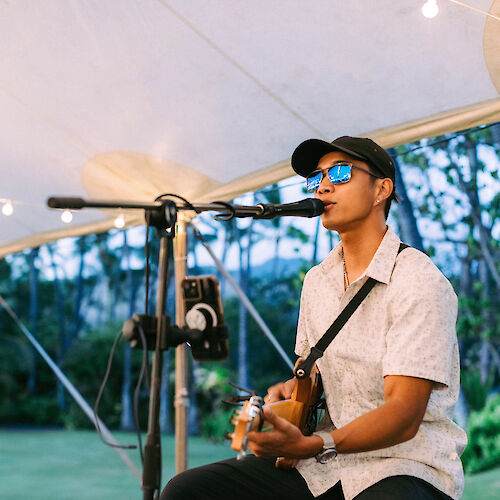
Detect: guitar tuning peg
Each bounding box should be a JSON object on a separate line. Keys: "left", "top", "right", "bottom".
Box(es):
{"left": 228, "top": 409, "right": 240, "bottom": 423}
{"left": 225, "top": 432, "right": 233, "bottom": 440}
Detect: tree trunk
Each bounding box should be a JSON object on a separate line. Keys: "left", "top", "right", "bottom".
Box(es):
{"left": 219, "top": 220, "right": 237, "bottom": 298}
{"left": 27, "top": 247, "right": 39, "bottom": 394}
{"left": 311, "top": 217, "right": 321, "bottom": 266}
{"left": 454, "top": 385, "right": 469, "bottom": 430}
{"left": 272, "top": 228, "right": 281, "bottom": 280}
{"left": 47, "top": 244, "right": 67, "bottom": 410}
{"left": 389, "top": 151, "right": 425, "bottom": 251}
{"left": 159, "top": 252, "right": 175, "bottom": 435}
{"left": 159, "top": 352, "right": 173, "bottom": 434}
{"left": 238, "top": 221, "right": 253, "bottom": 390}
{"left": 188, "top": 358, "right": 200, "bottom": 436}
{"left": 490, "top": 122, "right": 500, "bottom": 147}
{"left": 71, "top": 237, "right": 86, "bottom": 341}
{"left": 121, "top": 230, "right": 136, "bottom": 431}
{"left": 478, "top": 259, "right": 494, "bottom": 385}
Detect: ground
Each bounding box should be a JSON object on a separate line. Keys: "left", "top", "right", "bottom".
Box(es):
{"left": 0, "top": 430, "right": 497, "bottom": 499}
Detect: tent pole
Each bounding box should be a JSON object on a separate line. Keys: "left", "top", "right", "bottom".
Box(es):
{"left": 173, "top": 217, "right": 189, "bottom": 473}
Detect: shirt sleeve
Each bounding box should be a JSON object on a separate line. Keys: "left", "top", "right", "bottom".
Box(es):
{"left": 382, "top": 253, "right": 458, "bottom": 388}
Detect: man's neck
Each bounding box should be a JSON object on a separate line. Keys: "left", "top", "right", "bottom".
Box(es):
{"left": 339, "top": 219, "right": 388, "bottom": 284}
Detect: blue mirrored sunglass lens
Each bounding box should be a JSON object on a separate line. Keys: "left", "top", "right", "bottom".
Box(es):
{"left": 306, "top": 172, "right": 322, "bottom": 192}
{"left": 328, "top": 164, "right": 351, "bottom": 184}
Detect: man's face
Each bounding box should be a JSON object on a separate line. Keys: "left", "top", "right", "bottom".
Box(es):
{"left": 312, "top": 151, "right": 380, "bottom": 232}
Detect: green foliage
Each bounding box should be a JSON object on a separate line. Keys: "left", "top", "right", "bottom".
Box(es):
{"left": 462, "top": 394, "right": 500, "bottom": 474}
{"left": 61, "top": 321, "right": 146, "bottom": 430}
{"left": 222, "top": 269, "right": 303, "bottom": 397}
{"left": 193, "top": 365, "right": 235, "bottom": 442}
{"left": 286, "top": 225, "right": 310, "bottom": 244}
{"left": 461, "top": 368, "right": 496, "bottom": 412}
{"left": 12, "top": 393, "right": 61, "bottom": 425}
{"left": 200, "top": 405, "right": 234, "bottom": 443}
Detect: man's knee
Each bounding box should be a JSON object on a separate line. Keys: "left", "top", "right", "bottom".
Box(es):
{"left": 160, "top": 470, "right": 194, "bottom": 500}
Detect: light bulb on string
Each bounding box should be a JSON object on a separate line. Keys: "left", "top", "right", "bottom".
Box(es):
{"left": 422, "top": 0, "right": 439, "bottom": 18}
{"left": 114, "top": 214, "right": 125, "bottom": 229}
{"left": 61, "top": 209, "right": 73, "bottom": 223}
{"left": 2, "top": 200, "right": 14, "bottom": 216}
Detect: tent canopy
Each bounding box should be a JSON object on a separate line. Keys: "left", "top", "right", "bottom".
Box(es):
{"left": 1, "top": 0, "right": 499, "bottom": 257}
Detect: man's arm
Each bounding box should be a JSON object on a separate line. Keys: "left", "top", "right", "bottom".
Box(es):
{"left": 247, "top": 374, "right": 433, "bottom": 459}
{"left": 328, "top": 375, "right": 432, "bottom": 453}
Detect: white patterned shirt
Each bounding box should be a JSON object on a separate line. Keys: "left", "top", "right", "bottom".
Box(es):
{"left": 294, "top": 227, "right": 467, "bottom": 500}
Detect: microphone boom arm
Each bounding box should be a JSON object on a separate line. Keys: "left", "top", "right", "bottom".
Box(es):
{"left": 47, "top": 196, "right": 324, "bottom": 220}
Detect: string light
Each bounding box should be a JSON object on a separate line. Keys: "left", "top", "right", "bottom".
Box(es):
{"left": 61, "top": 210, "right": 73, "bottom": 223}
{"left": 114, "top": 214, "right": 125, "bottom": 229}
{"left": 2, "top": 200, "right": 14, "bottom": 216}
{"left": 422, "top": 0, "right": 439, "bottom": 18}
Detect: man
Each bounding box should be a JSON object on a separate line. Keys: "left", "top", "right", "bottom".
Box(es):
{"left": 161, "top": 136, "right": 467, "bottom": 500}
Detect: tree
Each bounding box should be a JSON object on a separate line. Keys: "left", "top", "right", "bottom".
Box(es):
{"left": 388, "top": 150, "right": 425, "bottom": 251}
{"left": 395, "top": 123, "right": 500, "bottom": 419}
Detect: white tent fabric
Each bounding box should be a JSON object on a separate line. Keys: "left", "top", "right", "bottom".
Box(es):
{"left": 1, "top": 0, "right": 499, "bottom": 257}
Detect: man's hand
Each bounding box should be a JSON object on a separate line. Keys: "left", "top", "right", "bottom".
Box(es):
{"left": 265, "top": 378, "right": 295, "bottom": 403}
{"left": 246, "top": 407, "right": 322, "bottom": 459}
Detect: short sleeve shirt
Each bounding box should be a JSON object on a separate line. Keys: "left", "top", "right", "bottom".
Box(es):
{"left": 294, "top": 227, "right": 467, "bottom": 500}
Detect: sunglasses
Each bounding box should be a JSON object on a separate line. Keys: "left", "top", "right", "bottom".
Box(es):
{"left": 305, "top": 162, "right": 383, "bottom": 192}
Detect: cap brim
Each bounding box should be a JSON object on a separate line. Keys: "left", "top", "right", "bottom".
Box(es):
{"left": 291, "top": 139, "right": 366, "bottom": 177}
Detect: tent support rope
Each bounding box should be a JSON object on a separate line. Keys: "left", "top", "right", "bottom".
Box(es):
{"left": 0, "top": 295, "right": 141, "bottom": 483}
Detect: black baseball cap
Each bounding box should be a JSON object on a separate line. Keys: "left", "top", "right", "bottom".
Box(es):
{"left": 291, "top": 136, "right": 396, "bottom": 183}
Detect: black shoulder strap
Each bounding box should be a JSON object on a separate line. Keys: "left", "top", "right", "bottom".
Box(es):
{"left": 294, "top": 242, "right": 409, "bottom": 379}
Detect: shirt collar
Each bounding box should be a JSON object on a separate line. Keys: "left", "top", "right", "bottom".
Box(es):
{"left": 363, "top": 226, "right": 402, "bottom": 284}
{"left": 319, "top": 226, "right": 402, "bottom": 285}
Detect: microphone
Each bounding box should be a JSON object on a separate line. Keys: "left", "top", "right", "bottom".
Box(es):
{"left": 254, "top": 198, "right": 324, "bottom": 219}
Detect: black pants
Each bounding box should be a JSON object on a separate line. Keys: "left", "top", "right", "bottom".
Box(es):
{"left": 160, "top": 456, "right": 452, "bottom": 500}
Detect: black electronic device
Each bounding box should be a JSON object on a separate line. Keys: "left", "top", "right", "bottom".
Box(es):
{"left": 182, "top": 275, "right": 228, "bottom": 361}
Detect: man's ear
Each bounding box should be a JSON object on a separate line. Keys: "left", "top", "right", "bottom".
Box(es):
{"left": 377, "top": 178, "right": 393, "bottom": 202}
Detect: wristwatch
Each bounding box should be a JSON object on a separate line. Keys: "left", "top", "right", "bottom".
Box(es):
{"left": 313, "top": 431, "right": 337, "bottom": 464}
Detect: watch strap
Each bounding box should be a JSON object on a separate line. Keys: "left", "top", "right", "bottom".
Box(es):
{"left": 313, "top": 431, "right": 336, "bottom": 450}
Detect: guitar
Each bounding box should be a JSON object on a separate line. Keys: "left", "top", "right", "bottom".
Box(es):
{"left": 228, "top": 363, "right": 322, "bottom": 469}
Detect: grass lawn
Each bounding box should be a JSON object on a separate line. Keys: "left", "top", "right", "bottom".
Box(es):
{"left": 0, "top": 429, "right": 232, "bottom": 499}
{"left": 1, "top": 429, "right": 499, "bottom": 499}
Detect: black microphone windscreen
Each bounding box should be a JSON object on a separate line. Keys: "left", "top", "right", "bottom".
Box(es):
{"left": 304, "top": 198, "right": 325, "bottom": 216}
{"left": 47, "top": 197, "right": 85, "bottom": 209}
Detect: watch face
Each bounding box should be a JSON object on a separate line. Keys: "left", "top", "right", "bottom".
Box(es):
{"left": 317, "top": 449, "right": 337, "bottom": 464}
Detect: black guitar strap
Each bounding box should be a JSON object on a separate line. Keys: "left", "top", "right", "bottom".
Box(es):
{"left": 294, "top": 243, "right": 409, "bottom": 379}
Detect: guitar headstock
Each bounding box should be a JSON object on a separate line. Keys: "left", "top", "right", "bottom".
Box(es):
{"left": 227, "top": 395, "right": 264, "bottom": 460}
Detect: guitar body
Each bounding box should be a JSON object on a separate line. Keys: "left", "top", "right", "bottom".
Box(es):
{"left": 229, "top": 362, "right": 322, "bottom": 469}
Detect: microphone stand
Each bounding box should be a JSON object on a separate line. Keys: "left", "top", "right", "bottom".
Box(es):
{"left": 46, "top": 194, "right": 324, "bottom": 499}
{"left": 141, "top": 202, "right": 178, "bottom": 500}
{"left": 142, "top": 232, "right": 169, "bottom": 500}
